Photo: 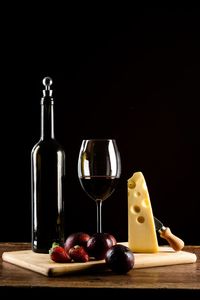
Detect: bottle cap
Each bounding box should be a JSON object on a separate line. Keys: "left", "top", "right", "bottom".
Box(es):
{"left": 42, "top": 76, "right": 53, "bottom": 99}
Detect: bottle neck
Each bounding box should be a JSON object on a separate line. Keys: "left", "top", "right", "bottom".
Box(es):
{"left": 40, "top": 97, "right": 55, "bottom": 140}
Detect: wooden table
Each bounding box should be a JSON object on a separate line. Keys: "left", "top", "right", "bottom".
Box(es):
{"left": 0, "top": 243, "right": 200, "bottom": 297}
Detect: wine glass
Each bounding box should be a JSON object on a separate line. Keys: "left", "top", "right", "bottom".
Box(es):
{"left": 77, "top": 139, "right": 121, "bottom": 233}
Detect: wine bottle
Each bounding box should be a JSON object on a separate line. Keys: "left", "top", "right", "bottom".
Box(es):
{"left": 31, "top": 77, "right": 66, "bottom": 253}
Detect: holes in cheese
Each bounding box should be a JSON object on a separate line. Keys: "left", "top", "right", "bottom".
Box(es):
{"left": 128, "top": 181, "right": 136, "bottom": 189}
{"left": 137, "top": 216, "right": 145, "bottom": 223}
{"left": 134, "top": 205, "right": 140, "bottom": 213}
{"left": 128, "top": 171, "right": 159, "bottom": 253}
{"left": 135, "top": 191, "right": 141, "bottom": 197}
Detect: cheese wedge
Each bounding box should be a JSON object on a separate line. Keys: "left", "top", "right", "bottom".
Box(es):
{"left": 128, "top": 171, "right": 159, "bottom": 253}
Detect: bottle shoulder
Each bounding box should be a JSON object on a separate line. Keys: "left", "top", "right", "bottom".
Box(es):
{"left": 31, "top": 138, "right": 65, "bottom": 154}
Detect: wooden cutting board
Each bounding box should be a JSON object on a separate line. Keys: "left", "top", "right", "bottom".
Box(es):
{"left": 2, "top": 243, "right": 197, "bottom": 277}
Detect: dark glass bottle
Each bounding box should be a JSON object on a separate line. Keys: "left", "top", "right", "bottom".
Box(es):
{"left": 31, "top": 77, "right": 65, "bottom": 253}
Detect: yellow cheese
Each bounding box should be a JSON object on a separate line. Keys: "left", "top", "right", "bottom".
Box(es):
{"left": 128, "top": 171, "right": 159, "bottom": 253}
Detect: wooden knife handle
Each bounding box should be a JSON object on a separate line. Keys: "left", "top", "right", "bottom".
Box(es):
{"left": 159, "top": 227, "right": 184, "bottom": 251}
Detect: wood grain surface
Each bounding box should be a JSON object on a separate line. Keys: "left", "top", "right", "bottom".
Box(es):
{"left": 0, "top": 243, "right": 200, "bottom": 294}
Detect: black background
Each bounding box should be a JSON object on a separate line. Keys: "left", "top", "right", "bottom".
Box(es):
{"left": 1, "top": 7, "right": 200, "bottom": 245}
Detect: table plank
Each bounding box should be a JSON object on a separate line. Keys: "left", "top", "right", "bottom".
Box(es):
{"left": 0, "top": 243, "right": 200, "bottom": 291}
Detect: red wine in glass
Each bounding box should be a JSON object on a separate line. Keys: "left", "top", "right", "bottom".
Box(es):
{"left": 79, "top": 176, "right": 120, "bottom": 201}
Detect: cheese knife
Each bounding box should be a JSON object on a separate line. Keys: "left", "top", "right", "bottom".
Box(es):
{"left": 154, "top": 216, "right": 184, "bottom": 251}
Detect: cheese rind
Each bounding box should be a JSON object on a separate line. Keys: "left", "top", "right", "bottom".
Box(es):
{"left": 128, "top": 171, "right": 159, "bottom": 253}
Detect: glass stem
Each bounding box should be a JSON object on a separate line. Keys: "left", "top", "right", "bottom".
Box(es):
{"left": 96, "top": 199, "right": 102, "bottom": 233}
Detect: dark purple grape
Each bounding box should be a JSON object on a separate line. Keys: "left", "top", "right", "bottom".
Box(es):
{"left": 103, "top": 233, "right": 117, "bottom": 246}
{"left": 105, "top": 244, "right": 135, "bottom": 274}
{"left": 86, "top": 233, "right": 113, "bottom": 260}
{"left": 64, "top": 232, "right": 90, "bottom": 252}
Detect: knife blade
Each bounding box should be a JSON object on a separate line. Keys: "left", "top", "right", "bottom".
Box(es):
{"left": 154, "top": 216, "right": 184, "bottom": 251}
